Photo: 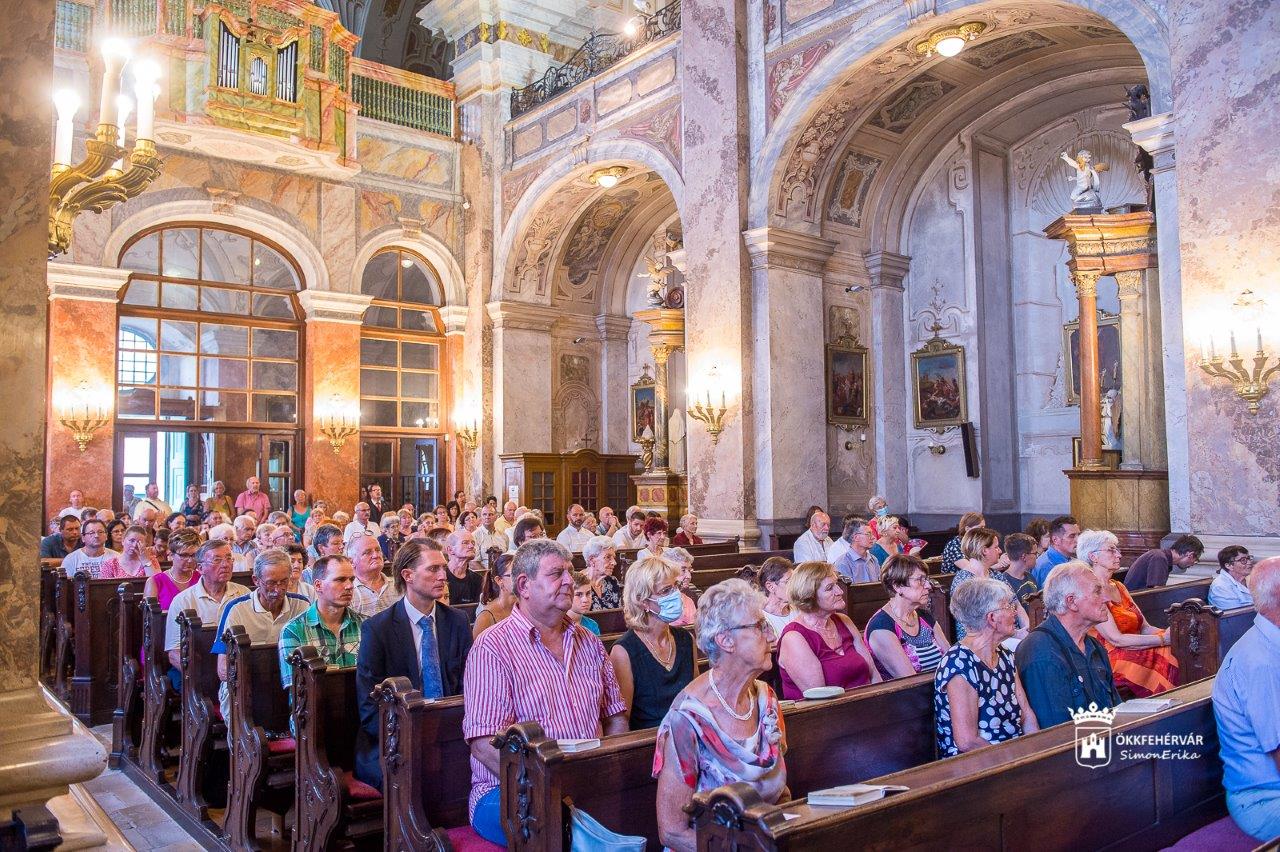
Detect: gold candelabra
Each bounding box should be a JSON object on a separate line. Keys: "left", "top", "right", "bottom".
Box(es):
{"left": 1198, "top": 329, "right": 1278, "bottom": 415}
{"left": 456, "top": 422, "right": 479, "bottom": 450}
{"left": 317, "top": 395, "right": 359, "bottom": 453}
{"left": 49, "top": 41, "right": 164, "bottom": 258}
{"left": 687, "top": 388, "right": 729, "bottom": 445}
{"left": 59, "top": 405, "right": 111, "bottom": 452}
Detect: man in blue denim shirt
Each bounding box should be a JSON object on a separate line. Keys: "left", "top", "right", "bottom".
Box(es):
{"left": 1015, "top": 561, "right": 1119, "bottom": 727}
{"left": 1213, "top": 556, "right": 1280, "bottom": 841}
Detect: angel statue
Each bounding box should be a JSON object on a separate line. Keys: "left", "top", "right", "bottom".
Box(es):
{"left": 1059, "top": 149, "right": 1109, "bottom": 212}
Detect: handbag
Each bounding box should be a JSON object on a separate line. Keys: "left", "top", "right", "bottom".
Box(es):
{"left": 568, "top": 804, "right": 646, "bottom": 852}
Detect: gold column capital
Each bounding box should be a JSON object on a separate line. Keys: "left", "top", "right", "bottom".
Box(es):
{"left": 1072, "top": 270, "right": 1101, "bottom": 299}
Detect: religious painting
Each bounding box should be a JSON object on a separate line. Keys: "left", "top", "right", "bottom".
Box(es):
{"left": 911, "top": 337, "right": 968, "bottom": 429}
{"left": 825, "top": 341, "right": 868, "bottom": 427}
{"left": 630, "top": 368, "right": 657, "bottom": 443}
{"left": 1062, "top": 313, "right": 1121, "bottom": 406}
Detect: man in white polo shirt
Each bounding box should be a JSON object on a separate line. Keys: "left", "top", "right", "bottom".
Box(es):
{"left": 165, "top": 539, "right": 250, "bottom": 680}
{"left": 344, "top": 502, "right": 380, "bottom": 543}
{"left": 210, "top": 547, "right": 309, "bottom": 721}
{"left": 612, "top": 509, "right": 648, "bottom": 550}
{"left": 61, "top": 518, "right": 119, "bottom": 578}
{"left": 555, "top": 504, "right": 594, "bottom": 552}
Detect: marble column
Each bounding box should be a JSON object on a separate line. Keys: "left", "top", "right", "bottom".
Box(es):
{"left": 651, "top": 341, "right": 676, "bottom": 472}
{"left": 44, "top": 263, "right": 131, "bottom": 520}
{"left": 864, "top": 252, "right": 911, "bottom": 509}
{"left": 1125, "top": 113, "right": 1188, "bottom": 529}
{"left": 742, "top": 226, "right": 834, "bottom": 538}
{"left": 596, "top": 314, "right": 631, "bottom": 454}
{"left": 297, "top": 291, "right": 371, "bottom": 511}
{"left": 439, "top": 305, "right": 470, "bottom": 501}
{"left": 1073, "top": 270, "right": 1104, "bottom": 469}
{"left": 679, "top": 0, "right": 757, "bottom": 546}
{"left": 0, "top": 0, "right": 107, "bottom": 837}
{"left": 1114, "top": 270, "right": 1150, "bottom": 470}
{"left": 487, "top": 301, "right": 554, "bottom": 488}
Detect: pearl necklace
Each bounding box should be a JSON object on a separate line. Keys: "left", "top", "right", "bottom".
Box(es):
{"left": 708, "top": 669, "right": 753, "bottom": 721}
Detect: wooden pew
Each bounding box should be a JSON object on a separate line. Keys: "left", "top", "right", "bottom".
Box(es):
{"left": 52, "top": 571, "right": 75, "bottom": 700}
{"left": 690, "top": 679, "right": 1223, "bottom": 850}
{"left": 589, "top": 607, "right": 626, "bottom": 635}
{"left": 1168, "top": 598, "right": 1258, "bottom": 685}
{"left": 224, "top": 627, "right": 294, "bottom": 851}
{"left": 71, "top": 574, "right": 146, "bottom": 725}
{"left": 111, "top": 584, "right": 144, "bottom": 768}
{"left": 374, "top": 680, "right": 474, "bottom": 849}
{"left": 174, "top": 610, "right": 227, "bottom": 825}
{"left": 138, "top": 597, "right": 181, "bottom": 785}
{"left": 39, "top": 560, "right": 60, "bottom": 684}
{"left": 291, "top": 646, "right": 383, "bottom": 850}
{"left": 493, "top": 673, "right": 937, "bottom": 851}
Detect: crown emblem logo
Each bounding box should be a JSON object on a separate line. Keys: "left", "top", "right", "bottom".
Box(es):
{"left": 1070, "top": 703, "right": 1116, "bottom": 768}
{"left": 1069, "top": 703, "right": 1117, "bottom": 726}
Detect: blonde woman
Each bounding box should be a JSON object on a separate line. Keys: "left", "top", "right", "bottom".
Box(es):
{"left": 952, "top": 527, "right": 1029, "bottom": 641}
{"left": 778, "top": 561, "right": 880, "bottom": 699}
{"left": 609, "top": 556, "right": 697, "bottom": 730}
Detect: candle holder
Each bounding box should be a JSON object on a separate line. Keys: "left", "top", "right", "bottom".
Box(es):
{"left": 316, "top": 396, "right": 359, "bottom": 453}
{"left": 1198, "top": 292, "right": 1278, "bottom": 415}
{"left": 456, "top": 422, "right": 479, "bottom": 451}
{"left": 688, "top": 390, "right": 729, "bottom": 445}
{"left": 48, "top": 48, "right": 163, "bottom": 258}
{"left": 59, "top": 407, "right": 110, "bottom": 453}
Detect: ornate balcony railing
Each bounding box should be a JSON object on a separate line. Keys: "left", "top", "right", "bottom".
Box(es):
{"left": 55, "top": 0, "right": 94, "bottom": 52}
{"left": 351, "top": 58, "right": 456, "bottom": 138}
{"left": 510, "top": 0, "right": 680, "bottom": 119}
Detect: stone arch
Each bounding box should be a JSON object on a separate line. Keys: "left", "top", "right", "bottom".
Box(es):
{"left": 351, "top": 228, "right": 467, "bottom": 307}
{"left": 492, "top": 138, "right": 686, "bottom": 304}
{"left": 751, "top": 0, "right": 1170, "bottom": 230}
{"left": 103, "top": 199, "right": 330, "bottom": 291}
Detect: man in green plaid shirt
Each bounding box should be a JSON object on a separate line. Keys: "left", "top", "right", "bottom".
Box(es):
{"left": 279, "top": 554, "right": 364, "bottom": 689}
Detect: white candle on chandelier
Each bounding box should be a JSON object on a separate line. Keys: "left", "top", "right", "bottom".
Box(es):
{"left": 113, "top": 93, "right": 133, "bottom": 172}
{"left": 132, "top": 58, "right": 162, "bottom": 141}
{"left": 98, "top": 38, "right": 129, "bottom": 131}
{"left": 52, "top": 89, "right": 81, "bottom": 166}
{"left": 1229, "top": 329, "right": 1237, "bottom": 358}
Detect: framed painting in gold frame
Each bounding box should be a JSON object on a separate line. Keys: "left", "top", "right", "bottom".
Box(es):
{"left": 825, "top": 341, "right": 869, "bottom": 427}
{"left": 911, "top": 336, "right": 968, "bottom": 429}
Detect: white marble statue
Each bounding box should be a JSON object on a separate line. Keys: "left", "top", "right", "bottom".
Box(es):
{"left": 1059, "top": 149, "right": 1108, "bottom": 212}
{"left": 1101, "top": 389, "right": 1122, "bottom": 452}
{"left": 668, "top": 408, "right": 687, "bottom": 473}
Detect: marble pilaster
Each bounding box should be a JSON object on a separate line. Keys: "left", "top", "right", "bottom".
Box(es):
{"left": 743, "top": 226, "right": 834, "bottom": 537}
{"left": 298, "top": 292, "right": 370, "bottom": 511}
{"left": 44, "top": 263, "right": 130, "bottom": 522}
{"left": 1114, "top": 270, "right": 1150, "bottom": 471}
{"left": 864, "top": 251, "right": 911, "bottom": 511}
{"left": 487, "top": 302, "right": 555, "bottom": 483}
{"left": 1125, "top": 112, "right": 1188, "bottom": 530}
{"left": 1073, "top": 270, "right": 1105, "bottom": 469}
{"left": 597, "top": 314, "right": 632, "bottom": 454}
{"left": 0, "top": 0, "right": 108, "bottom": 835}
{"left": 680, "top": 0, "right": 756, "bottom": 546}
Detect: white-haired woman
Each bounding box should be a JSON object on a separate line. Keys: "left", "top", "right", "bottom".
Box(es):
{"left": 610, "top": 556, "right": 697, "bottom": 730}
{"left": 934, "top": 578, "right": 1038, "bottom": 756}
{"left": 663, "top": 546, "right": 699, "bottom": 627}
{"left": 1077, "top": 528, "right": 1178, "bottom": 696}
{"left": 654, "top": 579, "right": 787, "bottom": 852}
{"left": 673, "top": 514, "right": 703, "bottom": 546}
{"left": 583, "top": 535, "right": 622, "bottom": 610}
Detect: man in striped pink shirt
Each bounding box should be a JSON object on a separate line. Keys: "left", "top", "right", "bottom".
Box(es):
{"left": 463, "top": 538, "right": 628, "bottom": 844}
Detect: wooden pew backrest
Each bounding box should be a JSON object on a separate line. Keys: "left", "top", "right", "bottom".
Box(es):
{"left": 175, "top": 611, "right": 222, "bottom": 821}
{"left": 138, "top": 598, "right": 179, "bottom": 784}
{"left": 73, "top": 574, "right": 146, "bottom": 726}
{"left": 1168, "top": 598, "right": 1257, "bottom": 685}
{"left": 111, "top": 585, "right": 144, "bottom": 768}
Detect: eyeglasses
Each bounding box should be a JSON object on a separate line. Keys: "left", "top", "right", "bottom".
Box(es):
{"left": 174, "top": 550, "right": 198, "bottom": 560}
{"left": 906, "top": 575, "right": 931, "bottom": 587}
{"left": 1231, "top": 555, "right": 1254, "bottom": 565}
{"left": 995, "top": 600, "right": 1018, "bottom": 612}
{"left": 728, "top": 618, "right": 775, "bottom": 637}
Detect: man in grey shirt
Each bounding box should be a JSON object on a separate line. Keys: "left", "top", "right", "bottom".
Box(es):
{"left": 834, "top": 516, "right": 880, "bottom": 584}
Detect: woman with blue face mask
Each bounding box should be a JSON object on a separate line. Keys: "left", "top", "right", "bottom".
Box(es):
{"left": 609, "top": 556, "right": 699, "bottom": 730}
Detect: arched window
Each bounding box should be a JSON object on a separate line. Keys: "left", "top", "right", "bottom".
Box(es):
{"left": 116, "top": 225, "right": 303, "bottom": 424}
{"left": 358, "top": 249, "right": 444, "bottom": 429}
{"left": 358, "top": 248, "right": 446, "bottom": 513}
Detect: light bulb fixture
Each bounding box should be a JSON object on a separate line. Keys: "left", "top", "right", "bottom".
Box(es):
{"left": 401, "top": 257, "right": 414, "bottom": 268}
{"left": 913, "top": 22, "right": 987, "bottom": 58}
{"left": 1197, "top": 290, "right": 1278, "bottom": 415}
{"left": 588, "top": 166, "right": 627, "bottom": 189}
{"left": 316, "top": 396, "right": 359, "bottom": 453}
{"left": 57, "top": 381, "right": 112, "bottom": 452}
{"left": 622, "top": 17, "right": 640, "bottom": 38}
{"left": 687, "top": 384, "right": 729, "bottom": 445}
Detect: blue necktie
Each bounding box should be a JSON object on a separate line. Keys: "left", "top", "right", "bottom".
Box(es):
{"left": 418, "top": 613, "right": 444, "bottom": 699}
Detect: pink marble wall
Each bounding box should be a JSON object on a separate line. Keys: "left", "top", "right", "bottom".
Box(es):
{"left": 1172, "top": 0, "right": 1280, "bottom": 536}
{"left": 303, "top": 321, "right": 361, "bottom": 512}
{"left": 0, "top": 0, "right": 55, "bottom": 692}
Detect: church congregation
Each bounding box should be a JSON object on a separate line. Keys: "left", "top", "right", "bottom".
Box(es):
{"left": 5, "top": 0, "right": 1280, "bottom": 848}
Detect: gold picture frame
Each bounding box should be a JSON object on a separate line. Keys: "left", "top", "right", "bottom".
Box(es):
{"left": 1061, "top": 312, "right": 1121, "bottom": 406}
{"left": 825, "top": 341, "right": 869, "bottom": 427}
{"left": 910, "top": 335, "right": 968, "bottom": 429}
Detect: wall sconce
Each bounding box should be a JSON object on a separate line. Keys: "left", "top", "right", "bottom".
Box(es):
{"left": 688, "top": 387, "right": 729, "bottom": 445}
{"left": 928, "top": 442, "right": 946, "bottom": 455}
{"left": 1198, "top": 290, "right": 1278, "bottom": 415}
{"left": 57, "top": 381, "right": 111, "bottom": 452}
{"left": 456, "top": 421, "right": 479, "bottom": 450}
{"left": 316, "top": 396, "right": 359, "bottom": 453}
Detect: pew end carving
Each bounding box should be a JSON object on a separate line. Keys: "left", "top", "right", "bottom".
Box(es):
{"left": 376, "top": 676, "right": 455, "bottom": 852}
{"left": 494, "top": 721, "right": 565, "bottom": 850}
{"left": 111, "top": 584, "right": 144, "bottom": 768}
{"left": 139, "top": 597, "right": 180, "bottom": 785}
{"left": 688, "top": 781, "right": 786, "bottom": 851}
{"left": 174, "top": 610, "right": 225, "bottom": 824}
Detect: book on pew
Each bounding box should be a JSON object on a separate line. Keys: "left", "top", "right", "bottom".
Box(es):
{"left": 556, "top": 738, "right": 601, "bottom": 753}
{"left": 1114, "top": 697, "right": 1177, "bottom": 713}
{"left": 806, "top": 784, "right": 910, "bottom": 808}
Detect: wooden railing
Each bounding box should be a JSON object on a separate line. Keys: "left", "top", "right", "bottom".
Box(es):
{"left": 350, "top": 57, "right": 456, "bottom": 138}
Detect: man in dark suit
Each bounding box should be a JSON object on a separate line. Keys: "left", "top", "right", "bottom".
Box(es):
{"left": 367, "top": 483, "right": 390, "bottom": 520}
{"left": 355, "top": 537, "right": 472, "bottom": 788}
